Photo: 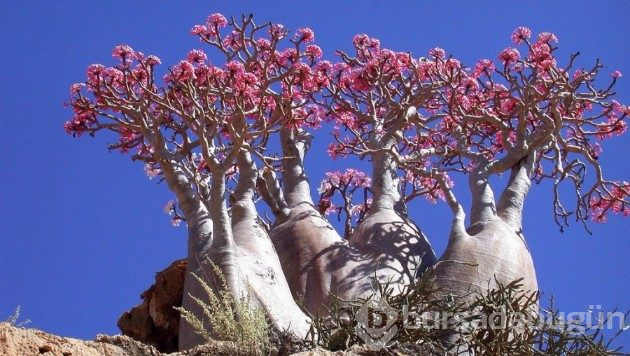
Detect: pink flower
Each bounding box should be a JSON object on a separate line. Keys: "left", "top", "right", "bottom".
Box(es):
{"left": 321, "top": 169, "right": 372, "bottom": 189}
{"left": 611, "top": 70, "right": 623, "bottom": 79}
{"left": 294, "top": 27, "right": 315, "bottom": 43}
{"left": 255, "top": 38, "right": 271, "bottom": 51}
{"left": 416, "top": 60, "right": 436, "bottom": 80}
{"left": 327, "top": 143, "right": 346, "bottom": 159}
{"left": 444, "top": 58, "right": 461, "bottom": 71}
{"left": 511, "top": 27, "right": 532, "bottom": 44}
{"left": 499, "top": 47, "right": 520, "bottom": 64}
{"left": 70, "top": 83, "right": 84, "bottom": 95}
{"left": 352, "top": 34, "right": 380, "bottom": 50}
{"left": 277, "top": 48, "right": 299, "bottom": 66}
{"left": 146, "top": 164, "right": 162, "bottom": 179}
{"left": 537, "top": 32, "right": 558, "bottom": 44}
{"left": 270, "top": 24, "right": 288, "bottom": 39}
{"left": 112, "top": 44, "right": 135, "bottom": 60}
{"left": 191, "top": 25, "right": 206, "bottom": 35}
{"left": 207, "top": 13, "right": 227, "bottom": 28}
{"left": 222, "top": 31, "right": 243, "bottom": 51}
{"left": 172, "top": 60, "right": 195, "bottom": 81}
{"left": 191, "top": 23, "right": 218, "bottom": 38}
{"left": 225, "top": 61, "right": 245, "bottom": 76}
{"left": 314, "top": 60, "right": 333, "bottom": 74}
{"left": 86, "top": 64, "right": 106, "bottom": 84}
{"left": 305, "top": 44, "right": 323, "bottom": 59}
{"left": 145, "top": 55, "right": 161, "bottom": 66}
{"left": 473, "top": 59, "right": 495, "bottom": 77}
{"left": 528, "top": 42, "right": 555, "bottom": 70}
{"left": 187, "top": 49, "right": 207, "bottom": 64}
{"left": 429, "top": 47, "right": 446, "bottom": 59}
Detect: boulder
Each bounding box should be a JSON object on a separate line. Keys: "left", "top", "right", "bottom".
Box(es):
{"left": 117, "top": 259, "right": 187, "bottom": 353}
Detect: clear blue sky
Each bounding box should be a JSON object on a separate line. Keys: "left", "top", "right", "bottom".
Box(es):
{"left": 1, "top": 0, "right": 628, "bottom": 349}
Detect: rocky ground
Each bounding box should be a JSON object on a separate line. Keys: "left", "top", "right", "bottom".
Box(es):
{"left": 1, "top": 261, "right": 423, "bottom": 355}
{"left": 1, "top": 322, "right": 394, "bottom": 355}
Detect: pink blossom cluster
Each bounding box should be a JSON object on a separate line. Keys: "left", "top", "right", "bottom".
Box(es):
{"left": 318, "top": 169, "right": 372, "bottom": 217}
{"left": 511, "top": 27, "right": 532, "bottom": 44}
{"left": 589, "top": 183, "right": 630, "bottom": 222}
{"left": 64, "top": 17, "right": 629, "bottom": 228}
{"left": 190, "top": 13, "right": 228, "bottom": 38}
{"left": 294, "top": 28, "right": 315, "bottom": 43}
{"left": 320, "top": 169, "right": 372, "bottom": 190}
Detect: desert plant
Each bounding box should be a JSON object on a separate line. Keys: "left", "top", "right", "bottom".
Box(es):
{"left": 307, "top": 275, "right": 627, "bottom": 355}
{"left": 3, "top": 306, "right": 30, "bottom": 328}
{"left": 64, "top": 11, "right": 629, "bottom": 350}
{"left": 175, "top": 262, "right": 270, "bottom": 355}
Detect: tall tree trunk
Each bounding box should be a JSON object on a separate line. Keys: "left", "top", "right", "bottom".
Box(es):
{"left": 431, "top": 218, "right": 537, "bottom": 299}
{"left": 271, "top": 129, "right": 437, "bottom": 314}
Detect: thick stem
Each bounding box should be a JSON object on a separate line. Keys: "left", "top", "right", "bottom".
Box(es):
{"left": 162, "top": 161, "right": 213, "bottom": 255}
{"left": 232, "top": 150, "right": 258, "bottom": 224}
{"left": 497, "top": 157, "right": 533, "bottom": 230}
{"left": 232, "top": 151, "right": 312, "bottom": 338}
{"left": 143, "top": 131, "right": 215, "bottom": 351}
{"left": 371, "top": 150, "right": 404, "bottom": 212}
{"left": 468, "top": 169, "right": 497, "bottom": 225}
{"left": 206, "top": 169, "right": 240, "bottom": 298}
{"left": 257, "top": 168, "right": 290, "bottom": 219}
{"left": 370, "top": 106, "right": 420, "bottom": 213}
{"left": 280, "top": 127, "right": 313, "bottom": 210}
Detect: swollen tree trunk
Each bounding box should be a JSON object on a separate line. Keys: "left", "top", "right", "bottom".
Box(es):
{"left": 428, "top": 160, "right": 538, "bottom": 353}
{"left": 270, "top": 128, "right": 436, "bottom": 315}
{"left": 179, "top": 150, "right": 311, "bottom": 350}
{"left": 348, "top": 148, "right": 437, "bottom": 296}
{"left": 178, "top": 169, "right": 240, "bottom": 350}
{"left": 270, "top": 127, "right": 355, "bottom": 315}
{"left": 231, "top": 151, "right": 311, "bottom": 337}
{"left": 431, "top": 161, "right": 538, "bottom": 302}
{"left": 142, "top": 130, "right": 217, "bottom": 350}
{"left": 431, "top": 218, "right": 537, "bottom": 299}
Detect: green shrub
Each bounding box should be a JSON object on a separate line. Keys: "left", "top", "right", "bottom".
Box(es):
{"left": 175, "top": 262, "right": 269, "bottom": 355}
{"left": 307, "top": 270, "right": 627, "bottom": 355}
{"left": 4, "top": 306, "right": 30, "bottom": 328}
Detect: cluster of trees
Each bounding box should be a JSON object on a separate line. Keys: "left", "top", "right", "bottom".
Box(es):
{"left": 65, "top": 14, "right": 628, "bottom": 350}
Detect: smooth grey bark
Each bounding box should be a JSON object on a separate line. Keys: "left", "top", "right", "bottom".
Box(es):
{"left": 279, "top": 127, "right": 314, "bottom": 211}
{"left": 140, "top": 129, "right": 215, "bottom": 350}
{"left": 179, "top": 150, "right": 312, "bottom": 350}
{"left": 431, "top": 218, "right": 538, "bottom": 298}
{"left": 271, "top": 127, "right": 437, "bottom": 314}
{"left": 468, "top": 170, "right": 498, "bottom": 226}
{"left": 271, "top": 127, "right": 352, "bottom": 315}
{"left": 497, "top": 156, "right": 534, "bottom": 230}
{"left": 230, "top": 151, "right": 311, "bottom": 337}
{"left": 178, "top": 170, "right": 240, "bottom": 351}
{"left": 431, "top": 159, "right": 538, "bottom": 304}
{"left": 428, "top": 159, "right": 538, "bottom": 353}
{"left": 348, "top": 145, "right": 437, "bottom": 295}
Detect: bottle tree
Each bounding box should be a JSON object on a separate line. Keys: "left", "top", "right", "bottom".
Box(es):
{"left": 65, "top": 13, "right": 628, "bottom": 350}
{"left": 391, "top": 28, "right": 629, "bottom": 301}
